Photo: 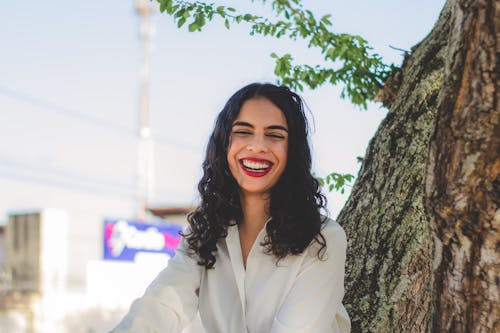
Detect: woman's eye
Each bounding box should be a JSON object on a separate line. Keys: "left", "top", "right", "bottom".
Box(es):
{"left": 267, "top": 133, "right": 285, "bottom": 139}
{"left": 233, "top": 131, "right": 252, "bottom": 135}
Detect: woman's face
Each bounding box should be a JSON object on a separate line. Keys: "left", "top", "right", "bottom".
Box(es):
{"left": 227, "top": 97, "right": 288, "bottom": 198}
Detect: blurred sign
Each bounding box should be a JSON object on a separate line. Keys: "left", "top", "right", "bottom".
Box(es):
{"left": 103, "top": 219, "right": 183, "bottom": 261}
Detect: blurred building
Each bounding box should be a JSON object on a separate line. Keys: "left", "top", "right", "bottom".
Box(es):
{"left": 0, "top": 225, "right": 7, "bottom": 292}
{"left": 0, "top": 206, "right": 194, "bottom": 333}
{"left": 0, "top": 225, "right": 5, "bottom": 270}
{"left": 147, "top": 206, "right": 192, "bottom": 225}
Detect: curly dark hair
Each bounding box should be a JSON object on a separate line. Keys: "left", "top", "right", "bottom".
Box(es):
{"left": 184, "top": 83, "right": 327, "bottom": 268}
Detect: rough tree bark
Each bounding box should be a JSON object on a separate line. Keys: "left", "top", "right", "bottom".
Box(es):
{"left": 337, "top": 0, "right": 499, "bottom": 332}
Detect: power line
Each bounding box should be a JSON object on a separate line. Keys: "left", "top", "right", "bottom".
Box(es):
{"left": 0, "top": 171, "right": 137, "bottom": 199}
{"left": 0, "top": 84, "right": 135, "bottom": 137}
{"left": 0, "top": 84, "right": 201, "bottom": 153}
{"left": 0, "top": 156, "right": 135, "bottom": 192}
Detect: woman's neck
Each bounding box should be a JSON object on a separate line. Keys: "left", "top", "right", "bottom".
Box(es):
{"left": 238, "top": 192, "right": 270, "bottom": 268}
{"left": 239, "top": 192, "right": 270, "bottom": 234}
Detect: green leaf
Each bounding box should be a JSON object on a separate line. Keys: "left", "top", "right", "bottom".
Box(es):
{"left": 199, "top": 13, "right": 206, "bottom": 28}
{"left": 318, "top": 171, "right": 355, "bottom": 193}
{"left": 216, "top": 5, "right": 225, "bottom": 17}
{"left": 188, "top": 22, "right": 199, "bottom": 32}
{"left": 224, "top": 18, "right": 230, "bottom": 29}
{"left": 174, "top": 8, "right": 184, "bottom": 18}
{"left": 177, "top": 17, "right": 186, "bottom": 28}
{"left": 159, "top": 0, "right": 174, "bottom": 14}
{"left": 320, "top": 14, "right": 332, "bottom": 25}
{"left": 159, "top": 0, "right": 167, "bottom": 13}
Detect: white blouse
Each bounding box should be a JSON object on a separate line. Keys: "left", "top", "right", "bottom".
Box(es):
{"left": 111, "top": 218, "right": 350, "bottom": 333}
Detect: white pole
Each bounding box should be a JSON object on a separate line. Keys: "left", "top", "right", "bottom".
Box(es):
{"left": 136, "top": 0, "right": 154, "bottom": 221}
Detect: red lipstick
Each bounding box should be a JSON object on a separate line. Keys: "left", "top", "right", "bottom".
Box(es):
{"left": 239, "top": 158, "right": 273, "bottom": 177}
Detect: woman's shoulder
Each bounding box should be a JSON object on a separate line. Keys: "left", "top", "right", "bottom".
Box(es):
{"left": 320, "top": 217, "right": 347, "bottom": 242}
{"left": 305, "top": 216, "right": 347, "bottom": 257}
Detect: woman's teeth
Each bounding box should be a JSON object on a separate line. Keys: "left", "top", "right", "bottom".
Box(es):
{"left": 241, "top": 159, "right": 270, "bottom": 171}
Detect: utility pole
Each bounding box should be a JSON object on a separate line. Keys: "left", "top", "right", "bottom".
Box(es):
{"left": 135, "top": 0, "right": 155, "bottom": 221}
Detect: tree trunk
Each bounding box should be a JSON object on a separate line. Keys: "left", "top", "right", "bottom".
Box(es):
{"left": 337, "top": 0, "right": 499, "bottom": 332}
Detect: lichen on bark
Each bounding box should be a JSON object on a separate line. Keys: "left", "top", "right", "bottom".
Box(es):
{"left": 338, "top": 1, "right": 446, "bottom": 331}
{"left": 338, "top": 0, "right": 499, "bottom": 332}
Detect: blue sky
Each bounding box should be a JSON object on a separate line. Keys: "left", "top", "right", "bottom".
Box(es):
{"left": 0, "top": 0, "right": 447, "bottom": 223}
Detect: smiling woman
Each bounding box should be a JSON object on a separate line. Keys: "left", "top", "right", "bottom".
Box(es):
{"left": 227, "top": 97, "right": 289, "bottom": 199}
{"left": 111, "top": 83, "right": 350, "bottom": 333}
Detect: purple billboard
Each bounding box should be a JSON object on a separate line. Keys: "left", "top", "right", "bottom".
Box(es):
{"left": 103, "top": 219, "right": 183, "bottom": 261}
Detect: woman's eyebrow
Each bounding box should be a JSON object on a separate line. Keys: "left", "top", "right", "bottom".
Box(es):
{"left": 232, "top": 121, "right": 288, "bottom": 133}
{"left": 267, "top": 125, "right": 288, "bottom": 133}
{"left": 232, "top": 121, "right": 253, "bottom": 128}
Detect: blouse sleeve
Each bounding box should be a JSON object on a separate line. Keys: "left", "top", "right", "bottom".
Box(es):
{"left": 110, "top": 236, "right": 203, "bottom": 333}
{"left": 269, "top": 221, "right": 350, "bottom": 333}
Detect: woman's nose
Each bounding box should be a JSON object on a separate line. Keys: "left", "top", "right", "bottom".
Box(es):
{"left": 246, "top": 135, "right": 268, "bottom": 152}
